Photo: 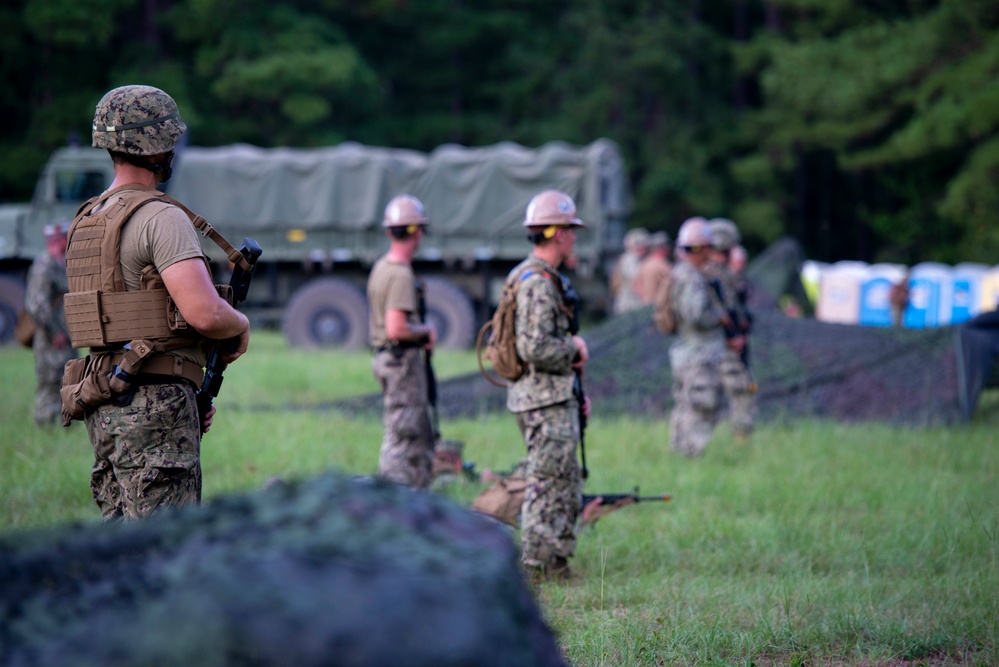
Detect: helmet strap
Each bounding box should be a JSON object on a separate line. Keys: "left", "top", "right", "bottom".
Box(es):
{"left": 120, "top": 150, "right": 175, "bottom": 182}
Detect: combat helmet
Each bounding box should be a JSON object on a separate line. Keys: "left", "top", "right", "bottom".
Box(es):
{"left": 623, "top": 227, "right": 650, "bottom": 251}
{"left": 523, "top": 190, "right": 585, "bottom": 228}
{"left": 383, "top": 194, "right": 428, "bottom": 238}
{"left": 648, "top": 230, "right": 670, "bottom": 248}
{"left": 708, "top": 218, "right": 741, "bottom": 251}
{"left": 92, "top": 85, "right": 187, "bottom": 156}
{"left": 43, "top": 222, "right": 70, "bottom": 239}
{"left": 676, "top": 216, "right": 713, "bottom": 248}
{"left": 383, "top": 194, "right": 428, "bottom": 227}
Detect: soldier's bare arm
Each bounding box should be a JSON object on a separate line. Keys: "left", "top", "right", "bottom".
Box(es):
{"left": 161, "top": 257, "right": 250, "bottom": 360}
{"left": 385, "top": 307, "right": 436, "bottom": 348}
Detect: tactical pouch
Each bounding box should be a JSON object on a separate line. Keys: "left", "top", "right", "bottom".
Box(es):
{"left": 60, "top": 354, "right": 114, "bottom": 425}
{"left": 471, "top": 476, "right": 527, "bottom": 526}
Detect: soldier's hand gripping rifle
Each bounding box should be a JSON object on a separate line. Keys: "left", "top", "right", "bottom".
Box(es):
{"left": 195, "top": 238, "right": 263, "bottom": 423}
{"left": 580, "top": 487, "right": 673, "bottom": 526}
{"left": 559, "top": 272, "right": 588, "bottom": 479}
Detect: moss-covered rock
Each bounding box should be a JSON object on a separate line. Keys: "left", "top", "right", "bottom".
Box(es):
{"left": 0, "top": 472, "right": 568, "bottom": 667}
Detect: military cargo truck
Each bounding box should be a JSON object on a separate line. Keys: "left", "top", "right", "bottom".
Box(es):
{"left": 0, "top": 140, "right": 631, "bottom": 349}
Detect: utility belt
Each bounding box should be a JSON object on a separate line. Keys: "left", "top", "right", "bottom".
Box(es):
{"left": 374, "top": 341, "right": 422, "bottom": 358}
{"left": 60, "top": 340, "right": 204, "bottom": 426}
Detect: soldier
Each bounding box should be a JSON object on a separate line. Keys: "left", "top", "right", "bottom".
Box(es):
{"left": 707, "top": 218, "right": 756, "bottom": 443}
{"left": 665, "top": 217, "right": 728, "bottom": 457}
{"left": 25, "top": 222, "right": 77, "bottom": 426}
{"left": 506, "top": 189, "right": 590, "bottom": 584}
{"left": 610, "top": 227, "right": 649, "bottom": 314}
{"left": 64, "top": 85, "right": 251, "bottom": 520}
{"left": 633, "top": 230, "right": 672, "bottom": 306}
{"left": 367, "top": 194, "right": 437, "bottom": 490}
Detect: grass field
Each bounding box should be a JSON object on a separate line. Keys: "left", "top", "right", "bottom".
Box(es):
{"left": 2, "top": 331, "right": 997, "bottom": 666}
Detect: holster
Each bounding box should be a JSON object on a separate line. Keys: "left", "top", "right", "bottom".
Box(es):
{"left": 108, "top": 339, "right": 155, "bottom": 394}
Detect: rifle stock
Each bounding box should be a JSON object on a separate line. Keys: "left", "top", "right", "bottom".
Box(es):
{"left": 582, "top": 488, "right": 672, "bottom": 505}
{"left": 195, "top": 238, "right": 262, "bottom": 422}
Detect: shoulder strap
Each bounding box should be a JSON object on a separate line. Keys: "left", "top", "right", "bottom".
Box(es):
{"left": 69, "top": 184, "right": 252, "bottom": 274}
{"left": 158, "top": 193, "right": 254, "bottom": 272}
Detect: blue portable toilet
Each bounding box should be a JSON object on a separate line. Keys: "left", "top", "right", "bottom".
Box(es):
{"left": 817, "top": 261, "right": 867, "bottom": 324}
{"left": 859, "top": 263, "right": 906, "bottom": 327}
{"left": 904, "top": 262, "right": 950, "bottom": 328}
{"left": 950, "top": 262, "right": 988, "bottom": 324}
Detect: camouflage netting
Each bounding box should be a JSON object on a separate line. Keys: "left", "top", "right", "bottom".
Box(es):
{"left": 335, "top": 308, "right": 970, "bottom": 426}
{"left": 0, "top": 472, "right": 568, "bottom": 667}
{"left": 334, "top": 238, "right": 999, "bottom": 426}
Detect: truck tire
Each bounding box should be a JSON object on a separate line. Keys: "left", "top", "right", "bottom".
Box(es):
{"left": 423, "top": 277, "right": 476, "bottom": 350}
{"left": 282, "top": 278, "right": 369, "bottom": 350}
{"left": 0, "top": 275, "right": 26, "bottom": 346}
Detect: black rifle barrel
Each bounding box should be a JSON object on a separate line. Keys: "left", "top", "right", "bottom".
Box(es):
{"left": 195, "top": 238, "right": 262, "bottom": 422}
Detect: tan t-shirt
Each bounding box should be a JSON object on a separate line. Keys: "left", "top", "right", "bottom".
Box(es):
{"left": 119, "top": 200, "right": 206, "bottom": 290}
{"left": 117, "top": 194, "right": 209, "bottom": 365}
{"left": 634, "top": 255, "right": 672, "bottom": 305}
{"left": 367, "top": 257, "right": 419, "bottom": 349}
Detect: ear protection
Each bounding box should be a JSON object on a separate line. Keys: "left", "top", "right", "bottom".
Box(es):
{"left": 389, "top": 224, "right": 424, "bottom": 239}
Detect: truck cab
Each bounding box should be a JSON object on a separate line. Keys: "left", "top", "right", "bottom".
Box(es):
{"left": 0, "top": 147, "right": 113, "bottom": 344}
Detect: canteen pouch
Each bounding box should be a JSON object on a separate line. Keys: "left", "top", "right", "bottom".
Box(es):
{"left": 60, "top": 354, "right": 114, "bottom": 425}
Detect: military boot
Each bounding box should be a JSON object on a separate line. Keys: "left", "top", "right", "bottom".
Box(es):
{"left": 545, "top": 556, "right": 571, "bottom": 583}
{"left": 524, "top": 564, "right": 546, "bottom": 590}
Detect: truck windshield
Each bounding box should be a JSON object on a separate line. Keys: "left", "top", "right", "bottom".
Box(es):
{"left": 55, "top": 170, "right": 106, "bottom": 202}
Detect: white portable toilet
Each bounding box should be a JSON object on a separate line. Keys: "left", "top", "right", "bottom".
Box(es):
{"left": 816, "top": 260, "right": 867, "bottom": 324}
{"left": 978, "top": 265, "right": 999, "bottom": 313}
{"left": 950, "top": 262, "right": 988, "bottom": 324}
{"left": 859, "top": 263, "right": 907, "bottom": 327}
{"left": 904, "top": 262, "right": 951, "bottom": 328}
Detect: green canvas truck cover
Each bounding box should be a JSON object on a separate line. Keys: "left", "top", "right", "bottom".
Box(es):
{"left": 166, "top": 139, "right": 631, "bottom": 265}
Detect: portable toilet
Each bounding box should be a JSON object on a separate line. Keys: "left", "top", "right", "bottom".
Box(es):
{"left": 904, "top": 262, "right": 950, "bottom": 328}
{"left": 979, "top": 264, "right": 999, "bottom": 313}
{"left": 859, "top": 263, "right": 907, "bottom": 327}
{"left": 800, "top": 260, "right": 827, "bottom": 312}
{"left": 816, "top": 260, "right": 867, "bottom": 324}
{"left": 950, "top": 262, "right": 988, "bottom": 324}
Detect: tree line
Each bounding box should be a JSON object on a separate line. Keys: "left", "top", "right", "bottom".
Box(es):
{"left": 2, "top": 0, "right": 996, "bottom": 264}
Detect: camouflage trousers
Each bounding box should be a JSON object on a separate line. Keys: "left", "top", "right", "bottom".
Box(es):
{"left": 515, "top": 400, "right": 582, "bottom": 569}
{"left": 33, "top": 337, "right": 76, "bottom": 426}
{"left": 719, "top": 350, "right": 756, "bottom": 438}
{"left": 373, "top": 348, "right": 435, "bottom": 490}
{"left": 669, "top": 358, "right": 722, "bottom": 457}
{"left": 85, "top": 382, "right": 202, "bottom": 521}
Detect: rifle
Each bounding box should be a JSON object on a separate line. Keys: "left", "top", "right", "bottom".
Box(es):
{"left": 415, "top": 278, "right": 441, "bottom": 441}
{"left": 580, "top": 487, "right": 672, "bottom": 525}
{"left": 195, "top": 238, "right": 263, "bottom": 422}
{"left": 707, "top": 276, "right": 751, "bottom": 369}
{"left": 559, "top": 272, "right": 588, "bottom": 479}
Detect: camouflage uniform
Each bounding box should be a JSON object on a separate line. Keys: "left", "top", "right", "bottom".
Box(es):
{"left": 368, "top": 259, "right": 435, "bottom": 489}
{"left": 25, "top": 249, "right": 77, "bottom": 425}
{"left": 76, "top": 196, "right": 208, "bottom": 521}
{"left": 506, "top": 256, "right": 582, "bottom": 570}
{"left": 611, "top": 251, "right": 645, "bottom": 314}
{"left": 703, "top": 260, "right": 756, "bottom": 439}
{"left": 87, "top": 384, "right": 202, "bottom": 519}
{"left": 668, "top": 261, "right": 726, "bottom": 457}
